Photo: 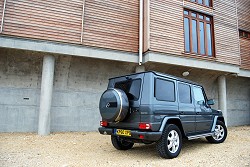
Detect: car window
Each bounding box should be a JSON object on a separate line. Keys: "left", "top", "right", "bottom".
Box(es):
{"left": 114, "top": 79, "right": 141, "bottom": 101}
{"left": 155, "top": 79, "right": 175, "bottom": 102}
{"left": 178, "top": 83, "right": 192, "bottom": 103}
{"left": 193, "top": 86, "right": 205, "bottom": 104}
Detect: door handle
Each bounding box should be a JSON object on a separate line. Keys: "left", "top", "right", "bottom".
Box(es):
{"left": 180, "top": 112, "right": 184, "bottom": 114}
{"left": 196, "top": 112, "right": 200, "bottom": 115}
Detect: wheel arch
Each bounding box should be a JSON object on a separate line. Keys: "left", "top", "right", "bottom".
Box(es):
{"left": 211, "top": 116, "right": 226, "bottom": 132}
{"left": 159, "top": 117, "right": 186, "bottom": 138}
{"left": 217, "top": 116, "right": 225, "bottom": 124}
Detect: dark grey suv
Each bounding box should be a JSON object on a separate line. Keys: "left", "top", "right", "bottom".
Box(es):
{"left": 98, "top": 71, "right": 227, "bottom": 158}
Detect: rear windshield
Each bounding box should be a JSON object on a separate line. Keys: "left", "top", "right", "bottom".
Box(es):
{"left": 114, "top": 79, "right": 141, "bottom": 101}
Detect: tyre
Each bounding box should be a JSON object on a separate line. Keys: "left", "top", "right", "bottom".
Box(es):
{"left": 111, "top": 136, "right": 134, "bottom": 150}
{"left": 156, "top": 124, "right": 182, "bottom": 159}
{"left": 99, "top": 88, "right": 129, "bottom": 122}
{"left": 206, "top": 120, "right": 227, "bottom": 143}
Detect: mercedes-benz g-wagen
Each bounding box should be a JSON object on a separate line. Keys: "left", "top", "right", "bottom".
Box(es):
{"left": 98, "top": 71, "right": 227, "bottom": 158}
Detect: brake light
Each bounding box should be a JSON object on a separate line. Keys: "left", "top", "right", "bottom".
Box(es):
{"left": 100, "top": 121, "right": 108, "bottom": 127}
{"left": 139, "top": 123, "right": 151, "bottom": 130}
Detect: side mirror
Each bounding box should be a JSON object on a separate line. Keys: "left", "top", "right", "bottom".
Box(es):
{"left": 207, "top": 99, "right": 215, "bottom": 105}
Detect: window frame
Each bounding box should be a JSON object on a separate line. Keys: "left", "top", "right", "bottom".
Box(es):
{"left": 239, "top": 30, "right": 250, "bottom": 40}
{"left": 154, "top": 78, "right": 176, "bottom": 102}
{"left": 183, "top": 9, "right": 215, "bottom": 57}
{"left": 187, "top": 0, "right": 213, "bottom": 8}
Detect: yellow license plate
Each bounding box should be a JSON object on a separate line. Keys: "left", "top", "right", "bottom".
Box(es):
{"left": 116, "top": 129, "right": 131, "bottom": 136}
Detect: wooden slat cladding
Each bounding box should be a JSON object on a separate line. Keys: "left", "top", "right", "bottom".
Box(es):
{"left": 150, "top": 0, "right": 184, "bottom": 55}
{"left": 0, "top": 0, "right": 3, "bottom": 29}
{"left": 82, "top": 0, "right": 139, "bottom": 52}
{"left": 237, "top": 0, "right": 250, "bottom": 32}
{"left": 3, "top": 0, "right": 82, "bottom": 44}
{"left": 237, "top": 0, "right": 250, "bottom": 70}
{"left": 213, "top": 0, "right": 240, "bottom": 65}
{"left": 240, "top": 38, "right": 250, "bottom": 70}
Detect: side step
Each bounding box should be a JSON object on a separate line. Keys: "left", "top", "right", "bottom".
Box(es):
{"left": 187, "top": 132, "right": 214, "bottom": 140}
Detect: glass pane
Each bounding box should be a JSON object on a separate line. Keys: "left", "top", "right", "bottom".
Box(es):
{"left": 178, "top": 83, "right": 192, "bottom": 104}
{"left": 155, "top": 79, "right": 175, "bottom": 102}
{"left": 184, "top": 18, "right": 190, "bottom": 52}
{"left": 115, "top": 79, "right": 141, "bottom": 100}
{"left": 198, "top": 0, "right": 203, "bottom": 4}
{"left": 243, "top": 32, "right": 248, "bottom": 38}
{"left": 193, "top": 87, "right": 205, "bottom": 104}
{"left": 192, "top": 20, "right": 198, "bottom": 53}
{"left": 199, "top": 22, "right": 205, "bottom": 54}
{"left": 184, "top": 10, "right": 189, "bottom": 15}
{"left": 199, "top": 15, "right": 204, "bottom": 19}
{"left": 239, "top": 31, "right": 243, "bottom": 37}
{"left": 205, "top": 0, "right": 210, "bottom": 6}
{"left": 206, "top": 24, "right": 212, "bottom": 56}
{"left": 206, "top": 16, "right": 210, "bottom": 21}
{"left": 191, "top": 13, "right": 197, "bottom": 17}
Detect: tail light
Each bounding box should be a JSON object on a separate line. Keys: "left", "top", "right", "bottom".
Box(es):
{"left": 139, "top": 123, "right": 151, "bottom": 130}
{"left": 100, "top": 121, "right": 108, "bottom": 127}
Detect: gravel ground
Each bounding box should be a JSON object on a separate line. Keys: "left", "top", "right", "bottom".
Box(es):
{"left": 0, "top": 126, "right": 249, "bottom": 167}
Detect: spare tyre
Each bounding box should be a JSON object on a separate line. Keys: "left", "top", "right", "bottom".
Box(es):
{"left": 99, "top": 88, "right": 129, "bottom": 122}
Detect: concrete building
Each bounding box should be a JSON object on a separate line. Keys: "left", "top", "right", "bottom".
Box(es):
{"left": 0, "top": 0, "right": 249, "bottom": 134}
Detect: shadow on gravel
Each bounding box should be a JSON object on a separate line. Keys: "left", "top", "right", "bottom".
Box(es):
{"left": 121, "top": 138, "right": 212, "bottom": 159}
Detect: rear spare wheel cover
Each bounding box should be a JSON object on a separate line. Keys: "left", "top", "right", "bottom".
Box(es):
{"left": 99, "top": 88, "right": 129, "bottom": 122}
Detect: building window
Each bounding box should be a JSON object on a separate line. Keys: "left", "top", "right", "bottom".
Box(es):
{"left": 184, "top": 9, "right": 214, "bottom": 57}
{"left": 239, "top": 30, "right": 250, "bottom": 39}
{"left": 188, "top": 0, "right": 212, "bottom": 7}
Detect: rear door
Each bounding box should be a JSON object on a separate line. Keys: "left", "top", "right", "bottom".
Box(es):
{"left": 111, "top": 73, "right": 144, "bottom": 124}
{"left": 192, "top": 86, "right": 213, "bottom": 133}
{"left": 178, "top": 82, "right": 196, "bottom": 135}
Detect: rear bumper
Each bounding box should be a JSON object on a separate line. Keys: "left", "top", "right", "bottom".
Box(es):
{"left": 98, "top": 127, "right": 162, "bottom": 141}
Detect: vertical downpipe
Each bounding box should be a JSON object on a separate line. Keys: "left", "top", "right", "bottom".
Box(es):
{"left": 139, "top": 0, "right": 143, "bottom": 65}
{"left": 0, "top": 0, "right": 7, "bottom": 33}
{"left": 80, "top": 0, "right": 85, "bottom": 44}
{"left": 235, "top": 0, "right": 241, "bottom": 66}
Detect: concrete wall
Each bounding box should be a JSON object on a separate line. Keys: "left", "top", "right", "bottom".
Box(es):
{"left": 0, "top": 49, "right": 42, "bottom": 132}
{"left": 51, "top": 55, "right": 136, "bottom": 132}
{"left": 0, "top": 48, "right": 249, "bottom": 132}
{"left": 0, "top": 48, "right": 136, "bottom": 132}
{"left": 227, "top": 76, "right": 250, "bottom": 126}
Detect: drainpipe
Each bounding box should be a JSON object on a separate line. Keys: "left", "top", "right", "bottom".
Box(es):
{"left": 235, "top": 0, "right": 241, "bottom": 66}
{"left": 0, "top": 0, "right": 7, "bottom": 33}
{"left": 80, "top": 0, "right": 85, "bottom": 44}
{"left": 139, "top": 0, "right": 143, "bottom": 65}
